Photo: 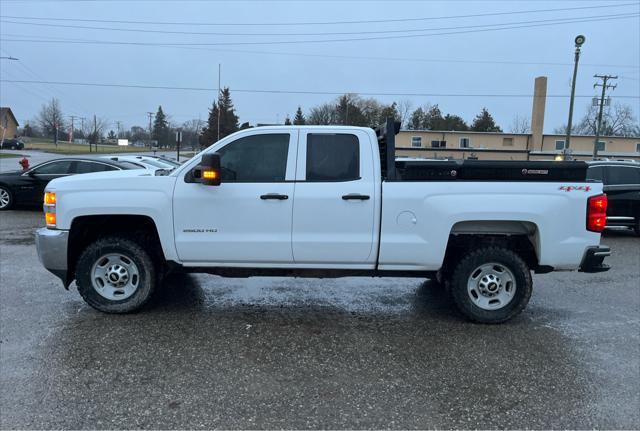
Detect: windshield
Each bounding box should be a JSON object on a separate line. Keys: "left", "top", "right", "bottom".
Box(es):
{"left": 150, "top": 157, "right": 180, "bottom": 167}
{"left": 139, "top": 158, "right": 173, "bottom": 168}
{"left": 118, "top": 161, "right": 146, "bottom": 169}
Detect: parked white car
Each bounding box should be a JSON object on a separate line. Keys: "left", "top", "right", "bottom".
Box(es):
{"left": 36, "top": 121, "right": 610, "bottom": 323}
{"left": 101, "top": 155, "right": 180, "bottom": 171}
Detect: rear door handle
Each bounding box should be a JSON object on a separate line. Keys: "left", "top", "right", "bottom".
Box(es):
{"left": 342, "top": 193, "right": 370, "bottom": 200}
{"left": 260, "top": 193, "right": 288, "bottom": 200}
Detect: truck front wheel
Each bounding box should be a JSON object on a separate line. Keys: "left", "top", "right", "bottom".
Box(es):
{"left": 449, "top": 246, "right": 532, "bottom": 324}
{"left": 75, "top": 236, "right": 158, "bottom": 313}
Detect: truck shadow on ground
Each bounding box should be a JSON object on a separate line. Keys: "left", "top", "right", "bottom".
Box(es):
{"left": 27, "top": 274, "right": 599, "bottom": 429}
{"left": 148, "top": 273, "right": 463, "bottom": 324}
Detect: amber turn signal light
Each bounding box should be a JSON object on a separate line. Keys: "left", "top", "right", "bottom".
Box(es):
{"left": 203, "top": 170, "right": 219, "bottom": 180}
{"left": 44, "top": 192, "right": 56, "bottom": 205}
{"left": 45, "top": 212, "right": 56, "bottom": 226}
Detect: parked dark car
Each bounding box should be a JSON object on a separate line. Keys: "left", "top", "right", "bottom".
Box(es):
{"left": 0, "top": 139, "right": 25, "bottom": 150}
{"left": 587, "top": 161, "right": 640, "bottom": 235}
{"left": 0, "top": 157, "right": 140, "bottom": 210}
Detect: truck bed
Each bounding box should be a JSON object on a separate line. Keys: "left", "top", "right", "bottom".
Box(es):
{"left": 375, "top": 119, "right": 588, "bottom": 182}
{"left": 394, "top": 160, "right": 588, "bottom": 182}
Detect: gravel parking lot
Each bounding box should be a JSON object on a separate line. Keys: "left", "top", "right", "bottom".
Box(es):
{"left": 1, "top": 209, "right": 638, "bottom": 429}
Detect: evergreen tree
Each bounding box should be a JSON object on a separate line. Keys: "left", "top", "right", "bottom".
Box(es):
{"left": 442, "top": 114, "right": 469, "bottom": 131}
{"left": 107, "top": 130, "right": 116, "bottom": 139}
{"left": 378, "top": 102, "right": 400, "bottom": 124}
{"left": 200, "top": 87, "right": 239, "bottom": 146}
{"left": 335, "top": 94, "right": 367, "bottom": 126}
{"left": 284, "top": 117, "right": 292, "bottom": 125}
{"left": 152, "top": 106, "right": 170, "bottom": 147}
{"left": 22, "top": 123, "right": 33, "bottom": 137}
{"left": 407, "top": 107, "right": 425, "bottom": 130}
{"left": 471, "top": 107, "right": 502, "bottom": 132}
{"left": 293, "top": 106, "right": 306, "bottom": 125}
{"left": 423, "top": 104, "right": 445, "bottom": 130}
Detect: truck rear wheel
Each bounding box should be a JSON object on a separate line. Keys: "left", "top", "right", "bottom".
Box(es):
{"left": 449, "top": 246, "right": 532, "bottom": 324}
{"left": 75, "top": 236, "right": 157, "bottom": 313}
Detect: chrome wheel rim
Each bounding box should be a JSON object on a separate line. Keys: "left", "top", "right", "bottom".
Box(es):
{"left": 0, "top": 188, "right": 10, "bottom": 208}
{"left": 91, "top": 253, "right": 140, "bottom": 300}
{"left": 467, "top": 262, "right": 516, "bottom": 310}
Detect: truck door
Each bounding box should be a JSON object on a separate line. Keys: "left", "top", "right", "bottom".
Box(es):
{"left": 292, "top": 130, "right": 377, "bottom": 265}
{"left": 173, "top": 130, "right": 298, "bottom": 264}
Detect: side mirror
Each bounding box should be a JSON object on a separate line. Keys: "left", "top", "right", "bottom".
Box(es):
{"left": 193, "top": 153, "right": 221, "bottom": 186}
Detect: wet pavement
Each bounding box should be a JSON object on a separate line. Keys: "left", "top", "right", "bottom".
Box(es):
{"left": 0, "top": 210, "right": 639, "bottom": 429}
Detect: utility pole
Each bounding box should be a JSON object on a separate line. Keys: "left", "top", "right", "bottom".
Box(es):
{"left": 147, "top": 112, "right": 154, "bottom": 148}
{"left": 116, "top": 121, "right": 122, "bottom": 139}
{"left": 592, "top": 74, "right": 617, "bottom": 160}
{"left": 92, "top": 114, "right": 97, "bottom": 153}
{"left": 80, "top": 117, "right": 86, "bottom": 146}
{"left": 217, "top": 63, "right": 221, "bottom": 142}
{"left": 69, "top": 115, "right": 77, "bottom": 143}
{"left": 564, "top": 35, "right": 585, "bottom": 157}
{"left": 176, "top": 128, "right": 182, "bottom": 162}
{"left": 195, "top": 115, "right": 202, "bottom": 151}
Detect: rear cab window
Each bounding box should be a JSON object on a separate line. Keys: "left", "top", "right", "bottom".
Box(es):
{"left": 586, "top": 166, "right": 604, "bottom": 182}
{"left": 305, "top": 133, "right": 360, "bottom": 181}
{"left": 606, "top": 166, "right": 640, "bottom": 185}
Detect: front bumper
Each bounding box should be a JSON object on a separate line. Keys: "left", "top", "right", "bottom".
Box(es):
{"left": 35, "top": 227, "right": 70, "bottom": 286}
{"left": 579, "top": 245, "right": 611, "bottom": 273}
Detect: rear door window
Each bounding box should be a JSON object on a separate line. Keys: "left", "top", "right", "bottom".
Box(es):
{"left": 587, "top": 166, "right": 604, "bottom": 182}
{"left": 73, "top": 161, "right": 118, "bottom": 173}
{"left": 306, "top": 134, "right": 359, "bottom": 181}
{"left": 606, "top": 166, "right": 640, "bottom": 185}
{"left": 32, "top": 161, "right": 73, "bottom": 175}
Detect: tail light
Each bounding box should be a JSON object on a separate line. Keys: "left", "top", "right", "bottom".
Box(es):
{"left": 587, "top": 194, "right": 607, "bottom": 232}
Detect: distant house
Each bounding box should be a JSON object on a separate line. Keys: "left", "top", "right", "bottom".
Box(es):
{"left": 0, "top": 107, "right": 19, "bottom": 140}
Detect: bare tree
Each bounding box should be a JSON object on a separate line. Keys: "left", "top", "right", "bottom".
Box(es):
{"left": 397, "top": 99, "right": 413, "bottom": 128}
{"left": 37, "top": 98, "right": 65, "bottom": 144}
{"left": 307, "top": 103, "right": 336, "bottom": 125}
{"left": 182, "top": 119, "right": 203, "bottom": 150}
{"left": 82, "top": 116, "right": 109, "bottom": 152}
{"left": 509, "top": 115, "right": 531, "bottom": 134}
{"left": 575, "top": 102, "right": 640, "bottom": 137}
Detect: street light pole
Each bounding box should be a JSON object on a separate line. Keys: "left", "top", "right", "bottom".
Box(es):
{"left": 564, "top": 35, "right": 585, "bottom": 158}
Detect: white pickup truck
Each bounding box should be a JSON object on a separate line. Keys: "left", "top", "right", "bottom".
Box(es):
{"left": 35, "top": 121, "right": 611, "bottom": 323}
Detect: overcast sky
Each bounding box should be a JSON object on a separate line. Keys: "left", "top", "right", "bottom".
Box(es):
{"left": 1, "top": 0, "right": 639, "bottom": 134}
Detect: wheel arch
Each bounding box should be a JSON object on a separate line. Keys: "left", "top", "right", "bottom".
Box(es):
{"left": 67, "top": 214, "right": 165, "bottom": 286}
{"left": 441, "top": 220, "right": 543, "bottom": 277}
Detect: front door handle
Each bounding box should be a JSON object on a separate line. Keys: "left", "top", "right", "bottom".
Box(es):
{"left": 342, "top": 193, "right": 370, "bottom": 200}
{"left": 260, "top": 193, "right": 288, "bottom": 200}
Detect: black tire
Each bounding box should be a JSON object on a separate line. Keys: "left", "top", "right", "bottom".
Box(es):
{"left": 0, "top": 185, "right": 14, "bottom": 211}
{"left": 449, "top": 246, "right": 532, "bottom": 324}
{"left": 75, "top": 236, "right": 158, "bottom": 313}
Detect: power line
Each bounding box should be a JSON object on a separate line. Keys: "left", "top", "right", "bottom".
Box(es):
{"left": 10, "top": 34, "right": 635, "bottom": 71}
{"left": 3, "top": 32, "right": 637, "bottom": 69}
{"left": 3, "top": 78, "right": 639, "bottom": 99}
{"left": 2, "top": 2, "right": 635, "bottom": 26}
{"left": 2, "top": 13, "right": 637, "bottom": 46}
{"left": 3, "top": 10, "right": 638, "bottom": 36}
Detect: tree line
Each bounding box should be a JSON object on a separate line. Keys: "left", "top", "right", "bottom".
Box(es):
{"left": 25, "top": 90, "right": 639, "bottom": 150}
